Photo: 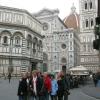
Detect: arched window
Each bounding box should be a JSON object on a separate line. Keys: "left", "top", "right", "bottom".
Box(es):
{"left": 27, "top": 35, "right": 32, "bottom": 48}
{"left": 38, "top": 40, "right": 42, "bottom": 50}
{"left": 91, "top": 19, "right": 94, "bottom": 27}
{"left": 86, "top": 19, "right": 88, "bottom": 27}
{"left": 15, "top": 36, "right": 20, "bottom": 45}
{"left": 3, "top": 36, "right": 8, "bottom": 44}
{"left": 85, "top": 2, "right": 87, "bottom": 9}
{"left": 90, "top": 1, "right": 92, "bottom": 9}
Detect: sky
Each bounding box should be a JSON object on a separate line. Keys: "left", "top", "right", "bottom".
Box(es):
{"left": 0, "top": 0, "right": 79, "bottom": 19}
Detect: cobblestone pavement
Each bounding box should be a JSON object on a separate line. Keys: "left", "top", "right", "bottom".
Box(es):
{"left": 0, "top": 78, "right": 99, "bottom": 100}
{"left": 69, "top": 86, "right": 99, "bottom": 100}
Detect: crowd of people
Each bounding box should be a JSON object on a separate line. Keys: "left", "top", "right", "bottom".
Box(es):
{"left": 17, "top": 70, "right": 70, "bottom": 100}
{"left": 17, "top": 69, "right": 89, "bottom": 100}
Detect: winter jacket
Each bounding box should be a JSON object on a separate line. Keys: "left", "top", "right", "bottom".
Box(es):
{"left": 29, "top": 76, "right": 44, "bottom": 96}
{"left": 17, "top": 78, "right": 28, "bottom": 96}
{"left": 57, "top": 79, "right": 65, "bottom": 97}
{"left": 44, "top": 76, "right": 51, "bottom": 92}
{"left": 50, "top": 79, "right": 58, "bottom": 96}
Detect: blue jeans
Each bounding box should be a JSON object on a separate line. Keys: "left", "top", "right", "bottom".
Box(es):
{"left": 18, "top": 96, "right": 27, "bottom": 100}
{"left": 18, "top": 96, "right": 25, "bottom": 100}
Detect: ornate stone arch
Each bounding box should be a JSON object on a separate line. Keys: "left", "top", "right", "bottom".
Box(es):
{"left": 12, "top": 31, "right": 24, "bottom": 38}
{"left": 12, "top": 32, "right": 24, "bottom": 46}
{"left": 38, "top": 40, "right": 43, "bottom": 51}
{"left": 33, "top": 37, "right": 38, "bottom": 53}
{"left": 27, "top": 34, "right": 32, "bottom": 48}
{"left": 0, "top": 30, "right": 12, "bottom": 37}
{"left": 0, "top": 30, "right": 12, "bottom": 45}
{"left": 33, "top": 37, "right": 38, "bottom": 43}
{"left": 38, "top": 40, "right": 43, "bottom": 47}
{"left": 27, "top": 34, "right": 32, "bottom": 41}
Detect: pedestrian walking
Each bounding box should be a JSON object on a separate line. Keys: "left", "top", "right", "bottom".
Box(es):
{"left": 4, "top": 73, "right": 7, "bottom": 80}
{"left": 92, "top": 73, "right": 98, "bottom": 87}
{"left": 8, "top": 73, "right": 11, "bottom": 83}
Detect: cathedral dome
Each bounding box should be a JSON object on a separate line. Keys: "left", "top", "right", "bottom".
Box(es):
{"left": 64, "top": 4, "right": 80, "bottom": 29}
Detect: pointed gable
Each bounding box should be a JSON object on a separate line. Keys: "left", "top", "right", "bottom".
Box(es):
{"left": 33, "top": 8, "right": 59, "bottom": 17}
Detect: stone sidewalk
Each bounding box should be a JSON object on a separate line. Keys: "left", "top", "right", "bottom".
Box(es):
{"left": 82, "top": 86, "right": 100, "bottom": 99}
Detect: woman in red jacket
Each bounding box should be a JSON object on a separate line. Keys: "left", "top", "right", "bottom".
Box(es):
{"left": 43, "top": 72, "right": 51, "bottom": 100}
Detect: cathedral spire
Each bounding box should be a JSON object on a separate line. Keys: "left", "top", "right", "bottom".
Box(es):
{"left": 71, "top": 3, "right": 76, "bottom": 13}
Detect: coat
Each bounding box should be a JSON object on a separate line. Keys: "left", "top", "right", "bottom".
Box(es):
{"left": 50, "top": 79, "right": 58, "bottom": 96}
{"left": 57, "top": 79, "right": 65, "bottom": 97}
{"left": 44, "top": 76, "right": 51, "bottom": 92}
{"left": 17, "top": 78, "right": 28, "bottom": 96}
{"left": 29, "top": 76, "right": 45, "bottom": 96}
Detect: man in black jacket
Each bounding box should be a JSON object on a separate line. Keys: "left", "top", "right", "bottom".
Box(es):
{"left": 17, "top": 73, "right": 28, "bottom": 100}
{"left": 62, "top": 73, "right": 70, "bottom": 100}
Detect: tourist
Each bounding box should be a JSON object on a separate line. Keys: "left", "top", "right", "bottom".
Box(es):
{"left": 50, "top": 75, "right": 58, "bottom": 100}
{"left": 17, "top": 73, "right": 28, "bottom": 100}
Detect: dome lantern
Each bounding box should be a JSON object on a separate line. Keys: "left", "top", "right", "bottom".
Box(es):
{"left": 71, "top": 3, "right": 76, "bottom": 13}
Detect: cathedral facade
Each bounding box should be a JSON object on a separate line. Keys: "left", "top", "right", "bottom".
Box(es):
{"left": 79, "top": 0, "right": 99, "bottom": 73}
{"left": 0, "top": 6, "right": 43, "bottom": 76}
{"left": 34, "top": 9, "right": 80, "bottom": 72}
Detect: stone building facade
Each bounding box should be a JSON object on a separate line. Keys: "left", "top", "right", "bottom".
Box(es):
{"left": 79, "top": 0, "right": 99, "bottom": 73}
{"left": 0, "top": 6, "right": 43, "bottom": 75}
{"left": 34, "top": 9, "right": 80, "bottom": 72}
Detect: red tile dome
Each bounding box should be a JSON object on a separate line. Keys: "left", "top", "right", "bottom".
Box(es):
{"left": 64, "top": 4, "right": 80, "bottom": 29}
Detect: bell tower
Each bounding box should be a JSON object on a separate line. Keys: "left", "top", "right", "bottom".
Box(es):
{"left": 79, "top": 0, "right": 99, "bottom": 73}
